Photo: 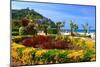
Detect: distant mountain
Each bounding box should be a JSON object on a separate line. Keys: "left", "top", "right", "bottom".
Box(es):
{"left": 12, "top": 8, "right": 44, "bottom": 19}
{"left": 12, "top": 8, "right": 56, "bottom": 28}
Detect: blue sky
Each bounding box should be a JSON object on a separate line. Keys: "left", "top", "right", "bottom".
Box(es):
{"left": 12, "top": 1, "right": 96, "bottom": 29}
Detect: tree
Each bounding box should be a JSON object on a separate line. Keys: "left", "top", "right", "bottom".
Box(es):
{"left": 82, "top": 23, "right": 89, "bottom": 36}
{"left": 19, "top": 18, "right": 30, "bottom": 35}
{"left": 55, "top": 21, "right": 65, "bottom": 35}
{"left": 37, "top": 18, "right": 50, "bottom": 35}
{"left": 42, "top": 21, "right": 50, "bottom": 35}
{"left": 74, "top": 24, "right": 78, "bottom": 33}
{"left": 88, "top": 26, "right": 92, "bottom": 33}
{"left": 70, "top": 20, "right": 78, "bottom": 36}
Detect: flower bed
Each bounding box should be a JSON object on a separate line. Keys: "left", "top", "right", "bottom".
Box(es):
{"left": 11, "top": 35, "right": 96, "bottom": 66}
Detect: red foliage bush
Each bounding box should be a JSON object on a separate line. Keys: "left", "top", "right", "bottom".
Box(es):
{"left": 40, "top": 42, "right": 55, "bottom": 49}
{"left": 22, "top": 35, "right": 52, "bottom": 47}
{"left": 54, "top": 40, "right": 68, "bottom": 49}
{"left": 22, "top": 37, "right": 37, "bottom": 47}
{"left": 35, "top": 35, "right": 52, "bottom": 45}
{"left": 21, "top": 18, "right": 30, "bottom": 26}
{"left": 21, "top": 35, "right": 73, "bottom": 49}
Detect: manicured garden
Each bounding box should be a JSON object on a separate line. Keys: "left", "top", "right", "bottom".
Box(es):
{"left": 11, "top": 7, "right": 96, "bottom": 66}
{"left": 11, "top": 35, "right": 96, "bottom": 66}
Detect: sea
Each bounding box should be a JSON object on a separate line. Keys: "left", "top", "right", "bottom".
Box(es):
{"left": 61, "top": 29, "right": 96, "bottom": 33}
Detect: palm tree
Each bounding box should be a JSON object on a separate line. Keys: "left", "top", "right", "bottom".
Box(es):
{"left": 70, "top": 20, "right": 74, "bottom": 35}
{"left": 82, "top": 23, "right": 89, "bottom": 36}
{"left": 37, "top": 18, "right": 50, "bottom": 35}
{"left": 70, "top": 20, "right": 78, "bottom": 36}
{"left": 55, "top": 21, "right": 65, "bottom": 35}
{"left": 88, "top": 26, "right": 92, "bottom": 33}
{"left": 74, "top": 24, "right": 78, "bottom": 33}
{"left": 42, "top": 21, "right": 50, "bottom": 35}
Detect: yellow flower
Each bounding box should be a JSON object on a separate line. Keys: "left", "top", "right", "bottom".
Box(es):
{"left": 35, "top": 50, "right": 47, "bottom": 57}
{"left": 68, "top": 50, "right": 84, "bottom": 60}
{"left": 11, "top": 51, "right": 18, "bottom": 58}
{"left": 11, "top": 43, "right": 25, "bottom": 53}
{"left": 22, "top": 47, "right": 35, "bottom": 54}
{"left": 11, "top": 50, "right": 20, "bottom": 61}
{"left": 86, "top": 40, "right": 95, "bottom": 49}
{"left": 21, "top": 56, "right": 32, "bottom": 65}
{"left": 61, "top": 50, "right": 66, "bottom": 53}
{"left": 12, "top": 42, "right": 25, "bottom": 48}
{"left": 21, "top": 48, "right": 35, "bottom": 65}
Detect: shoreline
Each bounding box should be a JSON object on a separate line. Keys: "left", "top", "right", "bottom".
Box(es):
{"left": 61, "top": 32, "right": 95, "bottom": 41}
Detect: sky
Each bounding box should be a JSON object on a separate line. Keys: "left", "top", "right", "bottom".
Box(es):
{"left": 12, "top": 1, "right": 96, "bottom": 29}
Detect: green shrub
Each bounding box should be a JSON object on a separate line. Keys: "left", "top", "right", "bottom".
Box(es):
{"left": 48, "top": 28, "right": 57, "bottom": 34}
{"left": 17, "top": 47, "right": 25, "bottom": 58}
{"left": 12, "top": 32, "right": 19, "bottom": 36}
{"left": 12, "top": 28, "right": 19, "bottom": 32}
{"left": 42, "top": 49, "right": 59, "bottom": 63}
{"left": 19, "top": 27, "right": 28, "bottom": 35}
{"left": 82, "top": 49, "right": 95, "bottom": 62}
{"left": 12, "top": 36, "right": 26, "bottom": 43}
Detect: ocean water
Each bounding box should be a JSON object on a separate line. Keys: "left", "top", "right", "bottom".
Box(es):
{"left": 66, "top": 29, "right": 96, "bottom": 33}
